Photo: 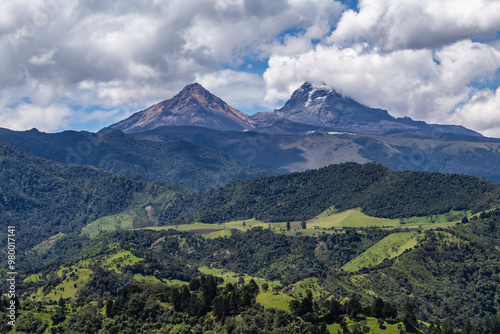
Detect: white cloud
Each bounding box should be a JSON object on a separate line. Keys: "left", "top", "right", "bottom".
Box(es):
{"left": 329, "top": 0, "right": 500, "bottom": 51}
{"left": 264, "top": 40, "right": 500, "bottom": 128}
{"left": 0, "top": 102, "right": 71, "bottom": 132}
{"left": 196, "top": 69, "right": 274, "bottom": 112}
{"left": 452, "top": 88, "right": 500, "bottom": 137}
{"left": 0, "top": 0, "right": 344, "bottom": 131}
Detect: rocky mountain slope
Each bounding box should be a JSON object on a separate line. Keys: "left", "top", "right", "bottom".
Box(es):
{"left": 110, "top": 83, "right": 255, "bottom": 132}
{"left": 251, "top": 82, "right": 481, "bottom": 136}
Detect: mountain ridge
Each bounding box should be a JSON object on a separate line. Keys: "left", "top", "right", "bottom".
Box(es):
{"left": 110, "top": 83, "right": 255, "bottom": 133}
{"left": 0, "top": 127, "right": 274, "bottom": 190}
{"left": 251, "top": 82, "right": 481, "bottom": 136}
{"left": 107, "top": 81, "right": 481, "bottom": 137}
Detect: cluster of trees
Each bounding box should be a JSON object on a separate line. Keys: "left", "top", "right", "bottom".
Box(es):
{"left": 3, "top": 278, "right": 444, "bottom": 334}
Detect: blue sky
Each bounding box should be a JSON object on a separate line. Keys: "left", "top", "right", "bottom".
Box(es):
{"left": 1, "top": 0, "right": 500, "bottom": 136}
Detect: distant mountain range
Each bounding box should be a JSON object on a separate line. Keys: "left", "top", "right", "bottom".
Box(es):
{"left": 101, "top": 82, "right": 500, "bottom": 183}
{"left": 3, "top": 82, "right": 500, "bottom": 187}
{"left": 108, "top": 81, "right": 480, "bottom": 137}
{"left": 251, "top": 82, "right": 480, "bottom": 136}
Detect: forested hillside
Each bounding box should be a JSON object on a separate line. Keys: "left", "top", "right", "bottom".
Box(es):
{"left": 0, "top": 143, "right": 176, "bottom": 250}
{"left": 160, "top": 162, "right": 499, "bottom": 224}
{"left": 0, "top": 128, "right": 274, "bottom": 190}
{"left": 7, "top": 212, "right": 500, "bottom": 333}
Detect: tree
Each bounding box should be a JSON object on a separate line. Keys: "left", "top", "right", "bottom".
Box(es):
{"left": 301, "top": 221, "right": 307, "bottom": 229}
{"left": 403, "top": 301, "right": 418, "bottom": 329}
{"left": 286, "top": 221, "right": 291, "bottom": 231}
{"left": 105, "top": 300, "right": 114, "bottom": 318}
{"left": 371, "top": 298, "right": 384, "bottom": 318}
{"left": 51, "top": 307, "right": 66, "bottom": 326}
{"left": 382, "top": 302, "right": 397, "bottom": 320}
{"left": 346, "top": 296, "right": 362, "bottom": 318}
{"left": 58, "top": 296, "right": 66, "bottom": 309}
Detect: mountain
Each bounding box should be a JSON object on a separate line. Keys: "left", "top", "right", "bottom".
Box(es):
{"left": 100, "top": 81, "right": 500, "bottom": 182}
{"left": 251, "top": 82, "right": 481, "bottom": 136}
{"left": 0, "top": 127, "right": 274, "bottom": 190}
{"left": 109, "top": 83, "right": 255, "bottom": 133}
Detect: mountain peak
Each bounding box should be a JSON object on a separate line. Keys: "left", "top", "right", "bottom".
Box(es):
{"left": 108, "top": 83, "right": 255, "bottom": 133}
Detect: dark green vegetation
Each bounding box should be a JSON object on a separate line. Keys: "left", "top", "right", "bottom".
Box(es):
{"left": 328, "top": 209, "right": 500, "bottom": 329}
{"left": 161, "top": 162, "right": 499, "bottom": 224}
{"left": 2, "top": 228, "right": 434, "bottom": 333}
{"left": 8, "top": 212, "right": 500, "bottom": 333}
{"left": 0, "top": 143, "right": 176, "bottom": 252}
{"left": 3, "top": 139, "right": 500, "bottom": 333}
{"left": 0, "top": 128, "right": 274, "bottom": 190}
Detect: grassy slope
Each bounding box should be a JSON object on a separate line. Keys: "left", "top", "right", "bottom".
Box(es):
{"left": 341, "top": 232, "right": 420, "bottom": 272}
{"left": 198, "top": 266, "right": 280, "bottom": 287}
{"left": 26, "top": 243, "right": 144, "bottom": 302}
{"left": 82, "top": 190, "right": 178, "bottom": 238}
{"left": 327, "top": 318, "right": 415, "bottom": 334}
{"left": 139, "top": 208, "right": 465, "bottom": 238}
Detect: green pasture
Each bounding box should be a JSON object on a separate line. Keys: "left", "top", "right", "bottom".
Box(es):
{"left": 342, "top": 232, "right": 420, "bottom": 272}
{"left": 327, "top": 317, "right": 411, "bottom": 333}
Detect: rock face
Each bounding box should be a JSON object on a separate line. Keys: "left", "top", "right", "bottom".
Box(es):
{"left": 251, "top": 82, "right": 481, "bottom": 136}
{"left": 110, "top": 83, "right": 255, "bottom": 133}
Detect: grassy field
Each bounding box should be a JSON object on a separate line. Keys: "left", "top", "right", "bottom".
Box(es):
{"left": 342, "top": 232, "right": 420, "bottom": 272}
{"left": 198, "top": 266, "right": 280, "bottom": 287}
{"left": 137, "top": 208, "right": 467, "bottom": 240}
{"left": 27, "top": 244, "right": 145, "bottom": 302}
{"left": 30, "top": 233, "right": 67, "bottom": 255}
{"left": 286, "top": 277, "right": 328, "bottom": 300}
{"left": 82, "top": 190, "right": 177, "bottom": 238}
{"left": 327, "top": 317, "right": 410, "bottom": 333}
{"left": 256, "top": 291, "right": 293, "bottom": 311}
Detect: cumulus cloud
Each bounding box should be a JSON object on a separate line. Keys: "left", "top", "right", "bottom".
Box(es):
{"left": 196, "top": 69, "right": 273, "bottom": 112}
{"left": 264, "top": 0, "right": 500, "bottom": 135}
{"left": 0, "top": 0, "right": 344, "bottom": 131}
{"left": 452, "top": 88, "right": 500, "bottom": 137}
{"left": 329, "top": 0, "right": 500, "bottom": 51}
{"left": 0, "top": 102, "right": 71, "bottom": 132}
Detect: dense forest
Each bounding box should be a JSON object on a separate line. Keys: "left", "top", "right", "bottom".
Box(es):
{"left": 160, "top": 162, "right": 499, "bottom": 224}
{"left": 0, "top": 143, "right": 177, "bottom": 250}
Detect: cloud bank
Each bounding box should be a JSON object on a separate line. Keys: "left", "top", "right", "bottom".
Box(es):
{"left": 1, "top": 0, "right": 500, "bottom": 135}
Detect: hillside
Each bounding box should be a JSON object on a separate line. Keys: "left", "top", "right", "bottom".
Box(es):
{"left": 7, "top": 214, "right": 500, "bottom": 332}
{"left": 0, "top": 143, "right": 178, "bottom": 251}
{"left": 160, "top": 162, "right": 500, "bottom": 224}
{"left": 0, "top": 128, "right": 274, "bottom": 190}
{"left": 327, "top": 209, "right": 500, "bottom": 327}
